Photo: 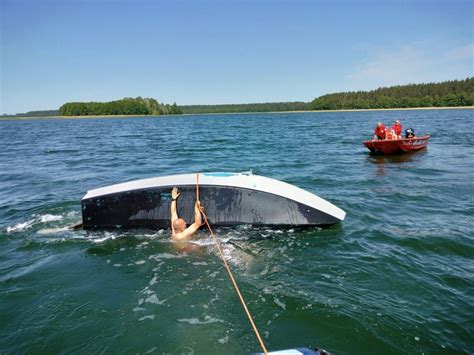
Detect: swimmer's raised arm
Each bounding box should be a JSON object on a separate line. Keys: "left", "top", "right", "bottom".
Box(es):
{"left": 170, "top": 188, "right": 202, "bottom": 240}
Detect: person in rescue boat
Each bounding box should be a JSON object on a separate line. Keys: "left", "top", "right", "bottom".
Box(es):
{"left": 391, "top": 119, "right": 403, "bottom": 139}
{"left": 405, "top": 128, "right": 415, "bottom": 138}
{"left": 170, "top": 187, "right": 203, "bottom": 240}
{"left": 373, "top": 122, "right": 387, "bottom": 140}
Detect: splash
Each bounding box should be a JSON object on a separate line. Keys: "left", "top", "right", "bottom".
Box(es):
{"left": 6, "top": 220, "right": 35, "bottom": 232}
{"left": 5, "top": 213, "right": 71, "bottom": 233}
{"left": 92, "top": 232, "right": 118, "bottom": 243}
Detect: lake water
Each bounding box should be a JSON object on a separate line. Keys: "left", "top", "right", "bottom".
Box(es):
{"left": 0, "top": 109, "right": 473, "bottom": 354}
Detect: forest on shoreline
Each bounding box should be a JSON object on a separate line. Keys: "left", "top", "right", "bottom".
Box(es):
{"left": 58, "top": 97, "right": 182, "bottom": 116}
{"left": 2, "top": 78, "right": 472, "bottom": 118}
{"left": 310, "top": 78, "right": 473, "bottom": 110}
{"left": 180, "top": 102, "right": 309, "bottom": 114}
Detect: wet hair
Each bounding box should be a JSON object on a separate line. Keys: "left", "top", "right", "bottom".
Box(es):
{"left": 173, "top": 218, "right": 186, "bottom": 232}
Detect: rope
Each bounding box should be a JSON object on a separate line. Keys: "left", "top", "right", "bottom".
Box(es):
{"left": 196, "top": 173, "right": 268, "bottom": 355}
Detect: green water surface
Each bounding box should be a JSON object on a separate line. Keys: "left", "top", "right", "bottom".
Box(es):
{"left": 1, "top": 110, "right": 473, "bottom": 354}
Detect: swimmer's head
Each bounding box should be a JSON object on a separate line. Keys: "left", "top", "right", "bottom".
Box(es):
{"left": 173, "top": 218, "right": 186, "bottom": 233}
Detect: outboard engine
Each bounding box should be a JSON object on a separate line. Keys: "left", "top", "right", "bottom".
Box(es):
{"left": 405, "top": 128, "right": 415, "bottom": 138}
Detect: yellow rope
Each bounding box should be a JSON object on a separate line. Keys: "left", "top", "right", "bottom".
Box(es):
{"left": 196, "top": 173, "right": 268, "bottom": 355}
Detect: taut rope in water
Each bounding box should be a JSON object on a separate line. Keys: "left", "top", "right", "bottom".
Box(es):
{"left": 196, "top": 173, "right": 268, "bottom": 355}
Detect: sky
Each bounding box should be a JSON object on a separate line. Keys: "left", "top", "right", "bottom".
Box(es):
{"left": 1, "top": 0, "right": 473, "bottom": 114}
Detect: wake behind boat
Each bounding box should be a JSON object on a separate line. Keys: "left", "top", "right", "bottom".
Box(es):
{"left": 81, "top": 172, "right": 346, "bottom": 229}
{"left": 363, "top": 135, "right": 430, "bottom": 155}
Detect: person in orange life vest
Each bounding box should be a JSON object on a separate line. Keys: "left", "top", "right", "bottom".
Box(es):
{"left": 373, "top": 122, "right": 387, "bottom": 140}
{"left": 386, "top": 128, "right": 396, "bottom": 140}
{"left": 391, "top": 119, "right": 403, "bottom": 139}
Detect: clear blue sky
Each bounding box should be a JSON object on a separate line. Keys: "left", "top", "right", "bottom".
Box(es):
{"left": 1, "top": 0, "right": 473, "bottom": 114}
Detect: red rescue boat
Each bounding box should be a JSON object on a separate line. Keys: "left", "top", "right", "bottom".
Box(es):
{"left": 363, "top": 135, "right": 431, "bottom": 155}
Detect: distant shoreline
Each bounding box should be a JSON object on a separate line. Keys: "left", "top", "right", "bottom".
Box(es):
{"left": 1, "top": 106, "right": 472, "bottom": 120}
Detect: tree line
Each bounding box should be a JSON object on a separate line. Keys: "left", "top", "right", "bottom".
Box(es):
{"left": 180, "top": 102, "right": 310, "bottom": 114}
{"left": 59, "top": 97, "right": 182, "bottom": 116}
{"left": 4, "top": 78, "right": 472, "bottom": 118}
{"left": 1, "top": 110, "right": 59, "bottom": 118}
{"left": 310, "top": 78, "right": 474, "bottom": 110}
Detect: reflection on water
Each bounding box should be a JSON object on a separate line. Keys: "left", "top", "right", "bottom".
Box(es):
{"left": 367, "top": 149, "right": 427, "bottom": 164}
{"left": 366, "top": 150, "right": 428, "bottom": 176}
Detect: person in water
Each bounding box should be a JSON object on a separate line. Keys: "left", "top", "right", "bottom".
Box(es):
{"left": 391, "top": 119, "right": 403, "bottom": 139}
{"left": 170, "top": 187, "right": 202, "bottom": 240}
{"left": 373, "top": 122, "right": 387, "bottom": 140}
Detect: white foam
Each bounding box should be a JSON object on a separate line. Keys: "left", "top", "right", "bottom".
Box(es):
{"left": 148, "top": 253, "right": 184, "bottom": 261}
{"left": 37, "top": 227, "right": 69, "bottom": 235}
{"left": 274, "top": 297, "right": 286, "bottom": 310}
{"left": 177, "top": 315, "right": 224, "bottom": 325}
{"left": 6, "top": 211, "right": 79, "bottom": 233}
{"left": 135, "top": 260, "right": 146, "bottom": 265}
{"left": 136, "top": 242, "right": 149, "bottom": 249}
{"left": 133, "top": 306, "right": 145, "bottom": 312}
{"left": 92, "top": 232, "right": 117, "bottom": 243}
{"left": 218, "top": 335, "right": 229, "bottom": 344}
{"left": 6, "top": 220, "right": 34, "bottom": 232}
{"left": 139, "top": 315, "right": 155, "bottom": 321}
{"left": 192, "top": 261, "right": 208, "bottom": 266}
{"left": 141, "top": 288, "right": 154, "bottom": 295}
{"left": 149, "top": 275, "right": 158, "bottom": 286}
{"left": 188, "top": 237, "right": 215, "bottom": 246}
{"left": 39, "top": 214, "right": 63, "bottom": 223}
{"left": 208, "top": 271, "right": 219, "bottom": 279}
{"left": 141, "top": 230, "right": 166, "bottom": 239}
{"left": 145, "top": 294, "right": 167, "bottom": 305}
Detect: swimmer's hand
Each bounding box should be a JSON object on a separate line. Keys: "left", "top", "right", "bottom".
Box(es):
{"left": 171, "top": 187, "right": 180, "bottom": 199}
{"left": 195, "top": 201, "right": 205, "bottom": 213}
{"left": 196, "top": 201, "right": 204, "bottom": 213}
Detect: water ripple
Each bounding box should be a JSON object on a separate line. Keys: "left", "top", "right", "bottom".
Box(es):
{"left": 0, "top": 110, "right": 473, "bottom": 353}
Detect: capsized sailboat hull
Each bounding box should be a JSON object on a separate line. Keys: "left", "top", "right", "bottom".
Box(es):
{"left": 81, "top": 172, "right": 346, "bottom": 230}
